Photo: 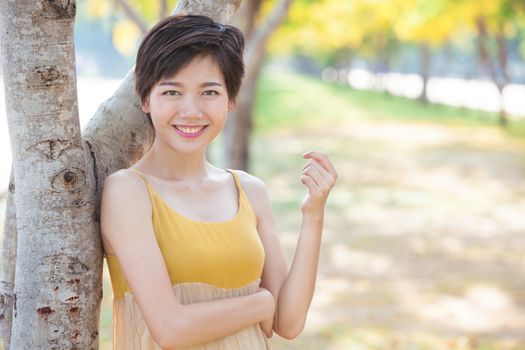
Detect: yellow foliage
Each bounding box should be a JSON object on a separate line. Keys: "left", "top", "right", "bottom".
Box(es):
{"left": 112, "top": 20, "right": 141, "bottom": 57}
{"left": 87, "top": 0, "right": 110, "bottom": 18}
{"left": 269, "top": 0, "right": 521, "bottom": 58}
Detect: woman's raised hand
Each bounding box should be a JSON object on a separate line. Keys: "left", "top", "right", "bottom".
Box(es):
{"left": 300, "top": 151, "right": 337, "bottom": 215}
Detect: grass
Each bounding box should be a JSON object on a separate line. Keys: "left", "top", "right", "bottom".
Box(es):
{"left": 254, "top": 65, "right": 525, "bottom": 140}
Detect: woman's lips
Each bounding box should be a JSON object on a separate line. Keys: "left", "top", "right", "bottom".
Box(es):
{"left": 173, "top": 125, "right": 207, "bottom": 138}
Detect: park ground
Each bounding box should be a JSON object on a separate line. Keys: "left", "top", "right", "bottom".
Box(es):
{"left": 2, "top": 66, "right": 525, "bottom": 349}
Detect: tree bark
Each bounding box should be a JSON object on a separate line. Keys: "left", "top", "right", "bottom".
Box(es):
{"left": 0, "top": 1, "right": 103, "bottom": 348}
{"left": 224, "top": 0, "right": 293, "bottom": 170}
{"left": 173, "top": 0, "right": 242, "bottom": 24}
{"left": 1, "top": 1, "right": 242, "bottom": 349}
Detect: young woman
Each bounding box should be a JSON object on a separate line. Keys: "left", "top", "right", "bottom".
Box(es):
{"left": 100, "top": 15, "right": 337, "bottom": 350}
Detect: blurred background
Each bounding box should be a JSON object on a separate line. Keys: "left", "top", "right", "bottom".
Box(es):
{"left": 1, "top": 0, "right": 525, "bottom": 349}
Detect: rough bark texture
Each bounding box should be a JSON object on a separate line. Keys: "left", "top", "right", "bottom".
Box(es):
{"left": 173, "top": 0, "right": 242, "bottom": 24}
{"left": 224, "top": 0, "right": 293, "bottom": 170}
{"left": 0, "top": 0, "right": 103, "bottom": 348}
{"left": 1, "top": 2, "right": 242, "bottom": 348}
{"left": 82, "top": 71, "right": 154, "bottom": 209}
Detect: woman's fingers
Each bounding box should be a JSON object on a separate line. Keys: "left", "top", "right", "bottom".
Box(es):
{"left": 303, "top": 151, "right": 338, "bottom": 181}
{"left": 303, "top": 161, "right": 330, "bottom": 189}
{"left": 302, "top": 151, "right": 337, "bottom": 193}
{"left": 301, "top": 151, "right": 337, "bottom": 212}
{"left": 300, "top": 173, "right": 317, "bottom": 190}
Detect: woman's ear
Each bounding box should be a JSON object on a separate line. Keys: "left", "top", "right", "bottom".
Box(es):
{"left": 141, "top": 98, "right": 150, "bottom": 114}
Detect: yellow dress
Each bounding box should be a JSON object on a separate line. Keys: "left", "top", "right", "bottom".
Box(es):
{"left": 105, "top": 169, "right": 272, "bottom": 349}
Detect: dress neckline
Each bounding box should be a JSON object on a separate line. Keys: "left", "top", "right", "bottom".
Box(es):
{"left": 131, "top": 168, "right": 244, "bottom": 225}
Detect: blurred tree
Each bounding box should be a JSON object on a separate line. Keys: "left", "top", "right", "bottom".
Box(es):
{"left": 225, "top": 0, "right": 293, "bottom": 170}
{"left": 472, "top": 0, "right": 525, "bottom": 125}
{"left": 272, "top": 0, "right": 525, "bottom": 123}
{"left": 432, "top": 0, "right": 525, "bottom": 124}
{"left": 395, "top": 0, "right": 525, "bottom": 116}
{"left": 270, "top": 0, "right": 398, "bottom": 66}
{"left": 394, "top": 0, "right": 458, "bottom": 103}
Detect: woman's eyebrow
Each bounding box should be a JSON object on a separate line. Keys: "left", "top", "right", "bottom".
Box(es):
{"left": 158, "top": 81, "right": 183, "bottom": 86}
{"left": 158, "top": 81, "right": 223, "bottom": 87}
{"left": 201, "top": 82, "right": 223, "bottom": 87}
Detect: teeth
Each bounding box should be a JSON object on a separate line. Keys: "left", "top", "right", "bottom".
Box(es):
{"left": 175, "top": 125, "right": 205, "bottom": 134}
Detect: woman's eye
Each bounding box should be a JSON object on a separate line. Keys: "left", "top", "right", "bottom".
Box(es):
{"left": 163, "top": 90, "right": 180, "bottom": 96}
{"left": 203, "top": 90, "right": 219, "bottom": 96}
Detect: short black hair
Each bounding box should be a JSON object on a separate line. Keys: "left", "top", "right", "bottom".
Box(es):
{"left": 135, "top": 15, "right": 245, "bottom": 106}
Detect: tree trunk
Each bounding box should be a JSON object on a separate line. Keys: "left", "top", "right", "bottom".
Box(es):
{"left": 232, "top": 0, "right": 263, "bottom": 40}
{"left": 224, "top": 0, "right": 293, "bottom": 171}
{"left": 419, "top": 43, "right": 430, "bottom": 104}
{"left": 223, "top": 65, "right": 260, "bottom": 170}
{"left": 0, "top": 1, "right": 103, "bottom": 348}
{"left": 173, "top": 0, "right": 242, "bottom": 24}
{"left": 1, "top": 1, "right": 242, "bottom": 349}
{"left": 476, "top": 16, "right": 508, "bottom": 126}
{"left": 160, "top": 0, "right": 170, "bottom": 19}
{"left": 495, "top": 20, "right": 510, "bottom": 126}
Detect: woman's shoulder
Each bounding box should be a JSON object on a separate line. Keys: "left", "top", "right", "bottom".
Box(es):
{"left": 230, "top": 169, "right": 267, "bottom": 193}
{"left": 104, "top": 168, "right": 145, "bottom": 187}
{"left": 102, "top": 168, "right": 150, "bottom": 203}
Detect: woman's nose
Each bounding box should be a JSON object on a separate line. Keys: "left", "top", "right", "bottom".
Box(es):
{"left": 178, "top": 96, "right": 204, "bottom": 118}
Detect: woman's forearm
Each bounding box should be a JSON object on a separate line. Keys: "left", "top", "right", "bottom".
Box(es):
{"left": 274, "top": 212, "right": 324, "bottom": 339}
{"left": 161, "top": 289, "right": 274, "bottom": 349}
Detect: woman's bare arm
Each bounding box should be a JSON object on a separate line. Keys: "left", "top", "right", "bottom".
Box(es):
{"left": 101, "top": 170, "right": 275, "bottom": 349}
{"left": 239, "top": 151, "right": 337, "bottom": 340}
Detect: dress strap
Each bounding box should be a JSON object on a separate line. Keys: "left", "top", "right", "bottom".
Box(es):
{"left": 130, "top": 168, "right": 155, "bottom": 199}
{"left": 226, "top": 169, "right": 256, "bottom": 222}
{"left": 226, "top": 168, "right": 239, "bottom": 186}
{"left": 226, "top": 169, "right": 244, "bottom": 199}
{"left": 130, "top": 168, "right": 148, "bottom": 183}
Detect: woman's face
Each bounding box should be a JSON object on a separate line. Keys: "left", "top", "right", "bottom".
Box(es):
{"left": 142, "top": 54, "right": 233, "bottom": 155}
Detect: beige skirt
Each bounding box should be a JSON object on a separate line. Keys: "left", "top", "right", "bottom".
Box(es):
{"left": 112, "top": 279, "right": 272, "bottom": 349}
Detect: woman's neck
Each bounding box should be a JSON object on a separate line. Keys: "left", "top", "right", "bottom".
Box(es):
{"left": 137, "top": 140, "right": 213, "bottom": 181}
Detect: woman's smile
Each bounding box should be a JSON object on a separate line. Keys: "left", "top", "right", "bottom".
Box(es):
{"left": 173, "top": 124, "right": 209, "bottom": 138}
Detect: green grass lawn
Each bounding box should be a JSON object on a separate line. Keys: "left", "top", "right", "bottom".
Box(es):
{"left": 254, "top": 64, "right": 525, "bottom": 140}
